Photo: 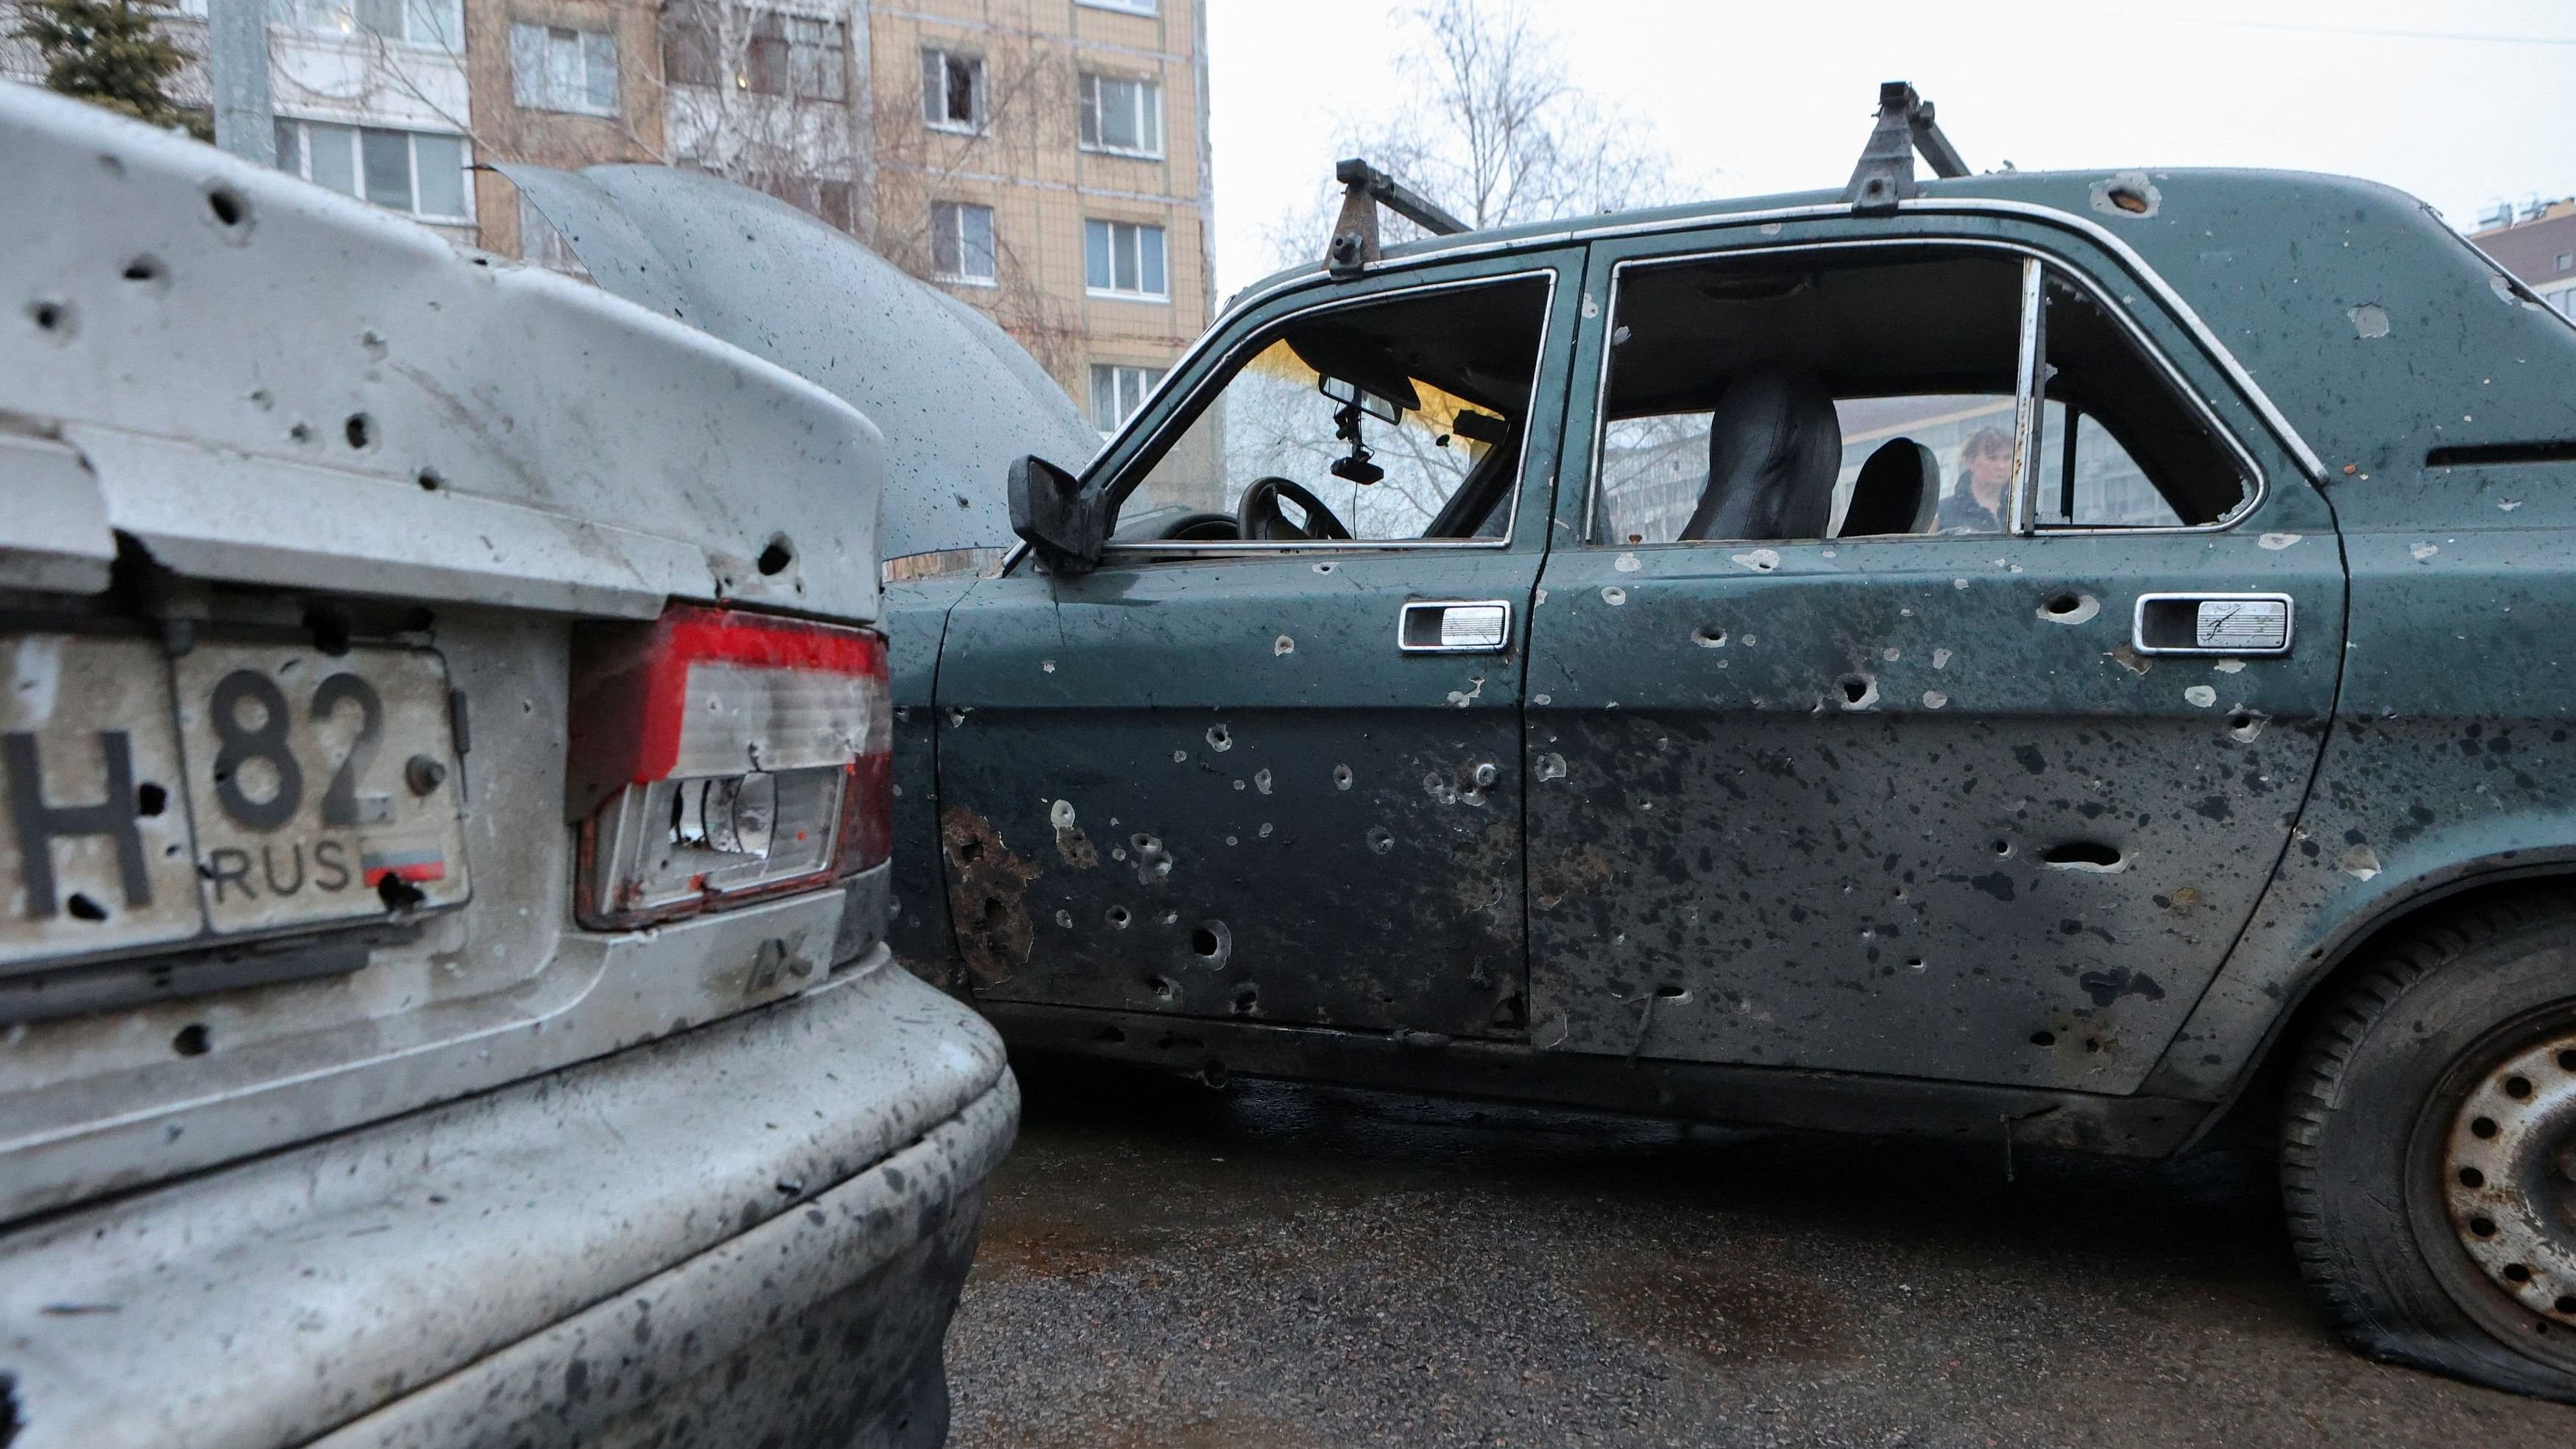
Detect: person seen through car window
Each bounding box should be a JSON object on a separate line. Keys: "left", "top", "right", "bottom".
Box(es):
{"left": 1938, "top": 425, "right": 2014, "bottom": 532}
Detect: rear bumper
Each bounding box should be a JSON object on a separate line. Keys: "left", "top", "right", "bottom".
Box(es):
{"left": 0, "top": 949, "right": 1016, "bottom": 1449}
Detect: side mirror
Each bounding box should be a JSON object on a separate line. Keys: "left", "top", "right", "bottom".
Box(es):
{"left": 1007, "top": 455, "right": 1108, "bottom": 575}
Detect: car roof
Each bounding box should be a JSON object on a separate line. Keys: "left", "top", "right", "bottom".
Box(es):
{"left": 1237, "top": 168, "right": 2576, "bottom": 487}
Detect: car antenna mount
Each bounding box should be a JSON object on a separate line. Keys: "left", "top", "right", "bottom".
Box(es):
{"left": 1842, "top": 80, "right": 1970, "bottom": 215}
{"left": 1326, "top": 157, "right": 1469, "bottom": 277}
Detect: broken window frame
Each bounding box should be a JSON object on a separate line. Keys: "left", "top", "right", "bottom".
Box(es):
{"left": 1581, "top": 236, "right": 2265, "bottom": 548}
{"left": 1089, "top": 266, "right": 1562, "bottom": 558}
{"left": 921, "top": 47, "right": 984, "bottom": 132}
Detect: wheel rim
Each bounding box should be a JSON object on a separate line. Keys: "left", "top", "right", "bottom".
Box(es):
{"left": 2441, "top": 1029, "right": 2576, "bottom": 1326}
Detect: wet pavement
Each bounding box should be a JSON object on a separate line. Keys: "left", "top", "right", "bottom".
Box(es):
{"left": 946, "top": 1056, "right": 2576, "bottom": 1448}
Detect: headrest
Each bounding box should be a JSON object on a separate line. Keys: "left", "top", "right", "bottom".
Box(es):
{"left": 1837, "top": 437, "right": 1941, "bottom": 536}
{"left": 1681, "top": 367, "right": 1841, "bottom": 542}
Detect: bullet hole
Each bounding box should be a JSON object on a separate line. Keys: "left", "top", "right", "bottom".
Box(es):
{"left": 2561, "top": 1049, "right": 2576, "bottom": 1072}
{"left": 2505, "top": 1263, "right": 2533, "bottom": 1283}
{"left": 2470, "top": 1215, "right": 2498, "bottom": 1238}
{"left": 1366, "top": 825, "right": 1395, "bottom": 854}
{"left": 135, "top": 782, "right": 167, "bottom": 816}
{"left": 757, "top": 535, "right": 795, "bottom": 575}
{"left": 121, "top": 255, "right": 163, "bottom": 283}
{"left": 303, "top": 603, "right": 353, "bottom": 656}
{"left": 66, "top": 893, "right": 106, "bottom": 921}
{"left": 954, "top": 835, "right": 984, "bottom": 864}
{"left": 1106, "top": 904, "right": 1132, "bottom": 929}
{"left": 360, "top": 329, "right": 387, "bottom": 359}
{"left": 173, "top": 1022, "right": 212, "bottom": 1056}
{"left": 1691, "top": 625, "right": 1727, "bottom": 648}
{"left": 1906, "top": 957, "right": 1926, "bottom": 971}
{"left": 1253, "top": 768, "right": 1273, "bottom": 795}
{"left": 27, "top": 298, "right": 71, "bottom": 334}
{"left": 2459, "top": 1166, "right": 2485, "bottom": 1188}
{"left": 205, "top": 185, "right": 248, "bottom": 228}
{"left": 1991, "top": 840, "right": 2014, "bottom": 857}
{"left": 2029, "top": 1030, "right": 2056, "bottom": 1047}
{"left": 980, "top": 896, "right": 1010, "bottom": 930}
{"left": 2108, "top": 185, "right": 2148, "bottom": 213}
{"left": 2228, "top": 710, "right": 2267, "bottom": 743}
{"left": 1094, "top": 1024, "right": 1126, "bottom": 1044}
{"left": 2558, "top": 1296, "right": 2576, "bottom": 1317}
{"left": 289, "top": 422, "right": 314, "bottom": 444}
{"left": 377, "top": 874, "right": 427, "bottom": 911}
{"left": 1147, "top": 974, "right": 1179, "bottom": 1002}
{"left": 1653, "top": 984, "right": 1689, "bottom": 1002}
{"left": 1836, "top": 673, "right": 1878, "bottom": 709}
{"left": 1231, "top": 983, "right": 1259, "bottom": 1016}
{"left": 1172, "top": 749, "right": 1188, "bottom": 763}
{"left": 344, "top": 413, "right": 375, "bottom": 450}
{"left": 1206, "top": 723, "right": 1233, "bottom": 751}
{"left": 1190, "top": 920, "right": 1232, "bottom": 966}
{"left": 1312, "top": 561, "right": 1335, "bottom": 573}
{"left": 1130, "top": 834, "right": 1172, "bottom": 883}
{"left": 1600, "top": 585, "right": 1627, "bottom": 606}
{"left": 1333, "top": 764, "right": 1354, "bottom": 790}
{"left": 1274, "top": 635, "right": 1295, "bottom": 656}
{"left": 2507, "top": 1075, "right": 2534, "bottom": 1099}
{"left": 2472, "top": 1116, "right": 2499, "bottom": 1139}
{"left": 1054, "top": 908, "right": 1074, "bottom": 928}
{"left": 2042, "top": 840, "right": 2123, "bottom": 869}
{"left": 2038, "top": 592, "right": 2099, "bottom": 625}
{"left": 417, "top": 469, "right": 443, "bottom": 492}
{"left": 1159, "top": 908, "right": 1178, "bottom": 926}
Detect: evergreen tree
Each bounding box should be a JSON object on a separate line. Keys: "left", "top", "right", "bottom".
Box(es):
{"left": 13, "top": 0, "right": 211, "bottom": 138}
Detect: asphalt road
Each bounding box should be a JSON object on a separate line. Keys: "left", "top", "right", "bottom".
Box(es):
{"left": 944, "top": 1056, "right": 2576, "bottom": 1448}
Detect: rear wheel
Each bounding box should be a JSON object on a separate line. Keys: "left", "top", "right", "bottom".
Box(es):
{"left": 2283, "top": 891, "right": 2576, "bottom": 1400}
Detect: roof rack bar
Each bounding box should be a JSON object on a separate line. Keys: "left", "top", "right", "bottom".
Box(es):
{"left": 1844, "top": 81, "right": 1970, "bottom": 214}
{"left": 1326, "top": 157, "right": 1469, "bottom": 276}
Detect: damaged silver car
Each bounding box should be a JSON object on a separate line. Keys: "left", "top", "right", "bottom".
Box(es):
{"left": 0, "top": 84, "right": 1013, "bottom": 1448}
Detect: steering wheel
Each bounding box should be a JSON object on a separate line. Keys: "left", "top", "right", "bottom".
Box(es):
{"left": 1236, "top": 476, "right": 1352, "bottom": 542}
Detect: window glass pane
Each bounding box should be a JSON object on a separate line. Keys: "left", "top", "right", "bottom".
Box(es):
{"left": 1077, "top": 74, "right": 1099, "bottom": 146}
{"left": 1141, "top": 82, "right": 1160, "bottom": 151}
{"left": 509, "top": 23, "right": 546, "bottom": 106}
{"left": 360, "top": 129, "right": 410, "bottom": 208}
{"left": 1110, "top": 224, "right": 1136, "bottom": 291}
{"left": 1115, "top": 276, "right": 1551, "bottom": 543}
{"left": 960, "top": 204, "right": 994, "bottom": 280}
{"left": 307, "top": 122, "right": 355, "bottom": 195}
{"left": 945, "top": 55, "right": 979, "bottom": 124}
{"left": 412, "top": 132, "right": 465, "bottom": 217}
{"left": 1138, "top": 224, "right": 1165, "bottom": 295}
{"left": 921, "top": 49, "right": 944, "bottom": 122}
{"left": 1593, "top": 249, "right": 2024, "bottom": 543}
{"left": 404, "top": 0, "right": 460, "bottom": 47}
{"left": 582, "top": 30, "right": 618, "bottom": 110}
{"left": 930, "top": 202, "right": 960, "bottom": 274}
{"left": 664, "top": 18, "right": 714, "bottom": 85}
{"left": 1090, "top": 365, "right": 1117, "bottom": 430}
{"left": 1097, "top": 77, "right": 1136, "bottom": 149}
{"left": 545, "top": 28, "right": 581, "bottom": 107}
{"left": 353, "top": 0, "right": 399, "bottom": 38}
{"left": 272, "top": 118, "right": 300, "bottom": 174}
{"left": 1084, "top": 219, "right": 1113, "bottom": 291}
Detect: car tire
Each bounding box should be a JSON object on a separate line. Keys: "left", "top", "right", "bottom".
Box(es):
{"left": 2283, "top": 890, "right": 2576, "bottom": 1401}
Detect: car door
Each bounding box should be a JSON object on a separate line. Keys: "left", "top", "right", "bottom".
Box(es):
{"left": 1522, "top": 217, "right": 2346, "bottom": 1094}
{"left": 934, "top": 250, "right": 1582, "bottom": 1038}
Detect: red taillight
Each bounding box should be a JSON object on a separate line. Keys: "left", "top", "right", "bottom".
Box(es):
{"left": 567, "top": 603, "right": 890, "bottom": 930}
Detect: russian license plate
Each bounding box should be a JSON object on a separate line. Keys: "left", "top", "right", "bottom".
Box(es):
{"left": 1, "top": 634, "right": 470, "bottom": 974}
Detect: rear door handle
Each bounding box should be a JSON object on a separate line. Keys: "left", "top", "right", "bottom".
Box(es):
{"left": 1398, "top": 600, "right": 1512, "bottom": 653}
{"left": 2131, "top": 592, "right": 2294, "bottom": 656}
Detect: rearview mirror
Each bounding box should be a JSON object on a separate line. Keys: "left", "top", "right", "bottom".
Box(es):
{"left": 1007, "top": 455, "right": 1109, "bottom": 575}
{"left": 1317, "top": 375, "right": 1403, "bottom": 425}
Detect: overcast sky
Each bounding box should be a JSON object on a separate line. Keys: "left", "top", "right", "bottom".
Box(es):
{"left": 1203, "top": 0, "right": 2576, "bottom": 296}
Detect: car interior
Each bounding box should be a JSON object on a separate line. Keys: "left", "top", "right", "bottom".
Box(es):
{"left": 1111, "top": 274, "right": 1553, "bottom": 545}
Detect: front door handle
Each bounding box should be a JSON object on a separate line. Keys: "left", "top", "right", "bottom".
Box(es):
{"left": 1398, "top": 599, "right": 1512, "bottom": 653}
{"left": 2131, "top": 592, "right": 2294, "bottom": 656}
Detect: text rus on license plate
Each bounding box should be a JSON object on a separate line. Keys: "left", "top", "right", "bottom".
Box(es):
{"left": 2, "top": 634, "right": 470, "bottom": 972}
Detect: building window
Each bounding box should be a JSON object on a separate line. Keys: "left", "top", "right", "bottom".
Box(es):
{"left": 1078, "top": 73, "right": 1161, "bottom": 157}
{"left": 509, "top": 24, "right": 618, "bottom": 116}
{"left": 930, "top": 201, "right": 996, "bottom": 284}
{"left": 270, "top": 0, "right": 463, "bottom": 49}
{"left": 2558, "top": 252, "right": 2573, "bottom": 272}
{"left": 659, "top": 11, "right": 843, "bottom": 101}
{"left": 1083, "top": 219, "right": 1166, "bottom": 299}
{"left": 921, "top": 48, "right": 983, "bottom": 131}
{"left": 273, "top": 118, "right": 470, "bottom": 222}
{"left": 1091, "top": 363, "right": 1162, "bottom": 434}
{"left": 1076, "top": 0, "right": 1157, "bottom": 13}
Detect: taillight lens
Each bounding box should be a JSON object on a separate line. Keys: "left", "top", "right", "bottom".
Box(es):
{"left": 567, "top": 603, "right": 890, "bottom": 930}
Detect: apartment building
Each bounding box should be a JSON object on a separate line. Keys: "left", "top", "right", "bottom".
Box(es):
{"left": 2474, "top": 196, "right": 2576, "bottom": 322}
